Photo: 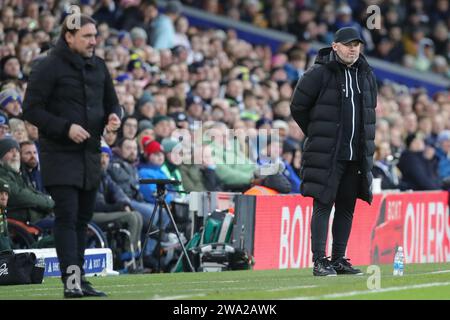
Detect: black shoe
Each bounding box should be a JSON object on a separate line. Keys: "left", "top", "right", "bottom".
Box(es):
{"left": 63, "top": 282, "right": 84, "bottom": 299}
{"left": 313, "top": 256, "right": 337, "bottom": 276}
{"left": 80, "top": 278, "right": 107, "bottom": 297}
{"left": 331, "top": 257, "right": 363, "bottom": 275}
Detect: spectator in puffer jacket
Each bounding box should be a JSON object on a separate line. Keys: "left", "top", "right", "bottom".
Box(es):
{"left": 93, "top": 144, "right": 143, "bottom": 263}
{"left": 108, "top": 137, "right": 169, "bottom": 230}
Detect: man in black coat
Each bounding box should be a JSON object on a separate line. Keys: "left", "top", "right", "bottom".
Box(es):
{"left": 22, "top": 14, "right": 122, "bottom": 298}
{"left": 290, "top": 27, "right": 377, "bottom": 276}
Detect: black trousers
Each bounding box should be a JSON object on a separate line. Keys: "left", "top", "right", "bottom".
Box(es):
{"left": 311, "top": 161, "right": 360, "bottom": 262}
{"left": 47, "top": 186, "right": 97, "bottom": 280}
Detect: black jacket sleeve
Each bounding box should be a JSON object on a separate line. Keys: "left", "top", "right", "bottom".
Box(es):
{"left": 289, "top": 65, "right": 323, "bottom": 135}
{"left": 22, "top": 57, "right": 72, "bottom": 139}
{"left": 102, "top": 61, "right": 123, "bottom": 122}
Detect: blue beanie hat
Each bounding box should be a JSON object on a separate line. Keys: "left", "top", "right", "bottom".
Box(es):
{"left": 0, "top": 89, "right": 22, "bottom": 109}
{"left": 101, "top": 145, "right": 112, "bottom": 158}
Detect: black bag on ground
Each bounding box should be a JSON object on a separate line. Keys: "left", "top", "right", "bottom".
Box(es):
{"left": 0, "top": 250, "right": 44, "bottom": 285}
{"left": 187, "top": 243, "right": 252, "bottom": 272}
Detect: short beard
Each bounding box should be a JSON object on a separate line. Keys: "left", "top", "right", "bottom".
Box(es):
{"left": 126, "top": 156, "right": 136, "bottom": 164}
{"left": 335, "top": 51, "right": 358, "bottom": 66}
{"left": 25, "top": 160, "right": 38, "bottom": 170}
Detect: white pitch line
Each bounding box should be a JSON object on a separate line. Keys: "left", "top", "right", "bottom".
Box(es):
{"left": 427, "top": 270, "right": 450, "bottom": 274}
{"left": 288, "top": 281, "right": 450, "bottom": 300}
{"left": 267, "top": 285, "right": 317, "bottom": 292}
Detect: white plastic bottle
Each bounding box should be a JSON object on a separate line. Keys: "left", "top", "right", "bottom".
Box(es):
{"left": 393, "top": 246, "right": 404, "bottom": 276}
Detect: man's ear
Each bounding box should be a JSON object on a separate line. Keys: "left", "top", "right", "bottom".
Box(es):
{"left": 331, "top": 42, "right": 338, "bottom": 51}
{"left": 65, "top": 32, "right": 74, "bottom": 46}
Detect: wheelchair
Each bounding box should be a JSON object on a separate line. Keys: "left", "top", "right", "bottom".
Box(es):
{"left": 7, "top": 217, "right": 142, "bottom": 272}
{"left": 6, "top": 218, "right": 40, "bottom": 249}
{"left": 93, "top": 219, "right": 142, "bottom": 272}
{"left": 7, "top": 217, "right": 109, "bottom": 250}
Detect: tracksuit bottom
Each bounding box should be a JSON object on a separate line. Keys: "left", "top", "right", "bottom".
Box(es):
{"left": 311, "top": 161, "right": 360, "bottom": 262}
{"left": 47, "top": 186, "right": 97, "bottom": 281}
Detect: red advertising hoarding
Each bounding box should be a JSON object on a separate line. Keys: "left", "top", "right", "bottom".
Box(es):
{"left": 252, "top": 191, "right": 450, "bottom": 270}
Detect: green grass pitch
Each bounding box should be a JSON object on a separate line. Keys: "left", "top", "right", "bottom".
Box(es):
{"left": 0, "top": 263, "right": 449, "bottom": 300}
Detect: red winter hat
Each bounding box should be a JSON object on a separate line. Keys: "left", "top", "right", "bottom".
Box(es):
{"left": 142, "top": 136, "right": 164, "bottom": 156}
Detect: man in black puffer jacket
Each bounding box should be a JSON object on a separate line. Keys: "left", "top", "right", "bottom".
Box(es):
{"left": 290, "top": 27, "right": 377, "bottom": 276}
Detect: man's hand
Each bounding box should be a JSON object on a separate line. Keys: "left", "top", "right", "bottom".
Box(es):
{"left": 106, "top": 113, "right": 121, "bottom": 133}
{"left": 68, "top": 124, "right": 91, "bottom": 144}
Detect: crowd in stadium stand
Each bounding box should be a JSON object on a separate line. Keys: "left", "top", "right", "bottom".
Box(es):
{"left": 0, "top": 0, "right": 449, "bottom": 271}
{"left": 182, "top": 0, "right": 450, "bottom": 78}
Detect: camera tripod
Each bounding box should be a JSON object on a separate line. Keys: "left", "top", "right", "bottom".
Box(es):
{"left": 139, "top": 179, "right": 195, "bottom": 272}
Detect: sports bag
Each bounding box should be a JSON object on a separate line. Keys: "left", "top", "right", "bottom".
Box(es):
{"left": 0, "top": 250, "right": 45, "bottom": 285}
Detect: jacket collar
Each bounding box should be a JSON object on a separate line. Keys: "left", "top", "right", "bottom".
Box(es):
{"left": 52, "top": 37, "right": 95, "bottom": 70}
{"left": 139, "top": 162, "right": 162, "bottom": 170}
{"left": 315, "top": 47, "right": 370, "bottom": 73}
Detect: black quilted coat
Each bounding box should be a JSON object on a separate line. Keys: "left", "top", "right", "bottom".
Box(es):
{"left": 290, "top": 47, "right": 377, "bottom": 204}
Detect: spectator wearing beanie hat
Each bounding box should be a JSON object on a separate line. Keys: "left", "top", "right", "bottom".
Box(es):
{"left": 161, "top": 137, "right": 184, "bottom": 193}
{"left": 168, "top": 112, "right": 189, "bottom": 129}
{"left": 0, "top": 138, "right": 54, "bottom": 223}
{"left": 152, "top": 115, "right": 173, "bottom": 141}
{"left": 136, "top": 93, "right": 156, "bottom": 122}
{"left": 127, "top": 58, "right": 147, "bottom": 80}
{"left": 101, "top": 143, "right": 113, "bottom": 159}
{"left": 91, "top": 142, "right": 144, "bottom": 267}
{"left": 0, "top": 138, "right": 20, "bottom": 162}
{"left": 138, "top": 119, "right": 154, "bottom": 135}
{"left": 138, "top": 137, "right": 173, "bottom": 204}
{"left": 130, "top": 27, "right": 148, "bottom": 46}
{"left": 0, "top": 89, "right": 22, "bottom": 118}
{"left": 136, "top": 120, "right": 155, "bottom": 157}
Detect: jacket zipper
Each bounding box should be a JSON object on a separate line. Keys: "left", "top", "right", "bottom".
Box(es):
{"left": 347, "top": 69, "right": 356, "bottom": 160}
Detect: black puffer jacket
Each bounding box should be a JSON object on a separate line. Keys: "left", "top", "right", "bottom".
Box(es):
{"left": 23, "top": 38, "right": 122, "bottom": 190}
{"left": 290, "top": 47, "right": 377, "bottom": 204}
